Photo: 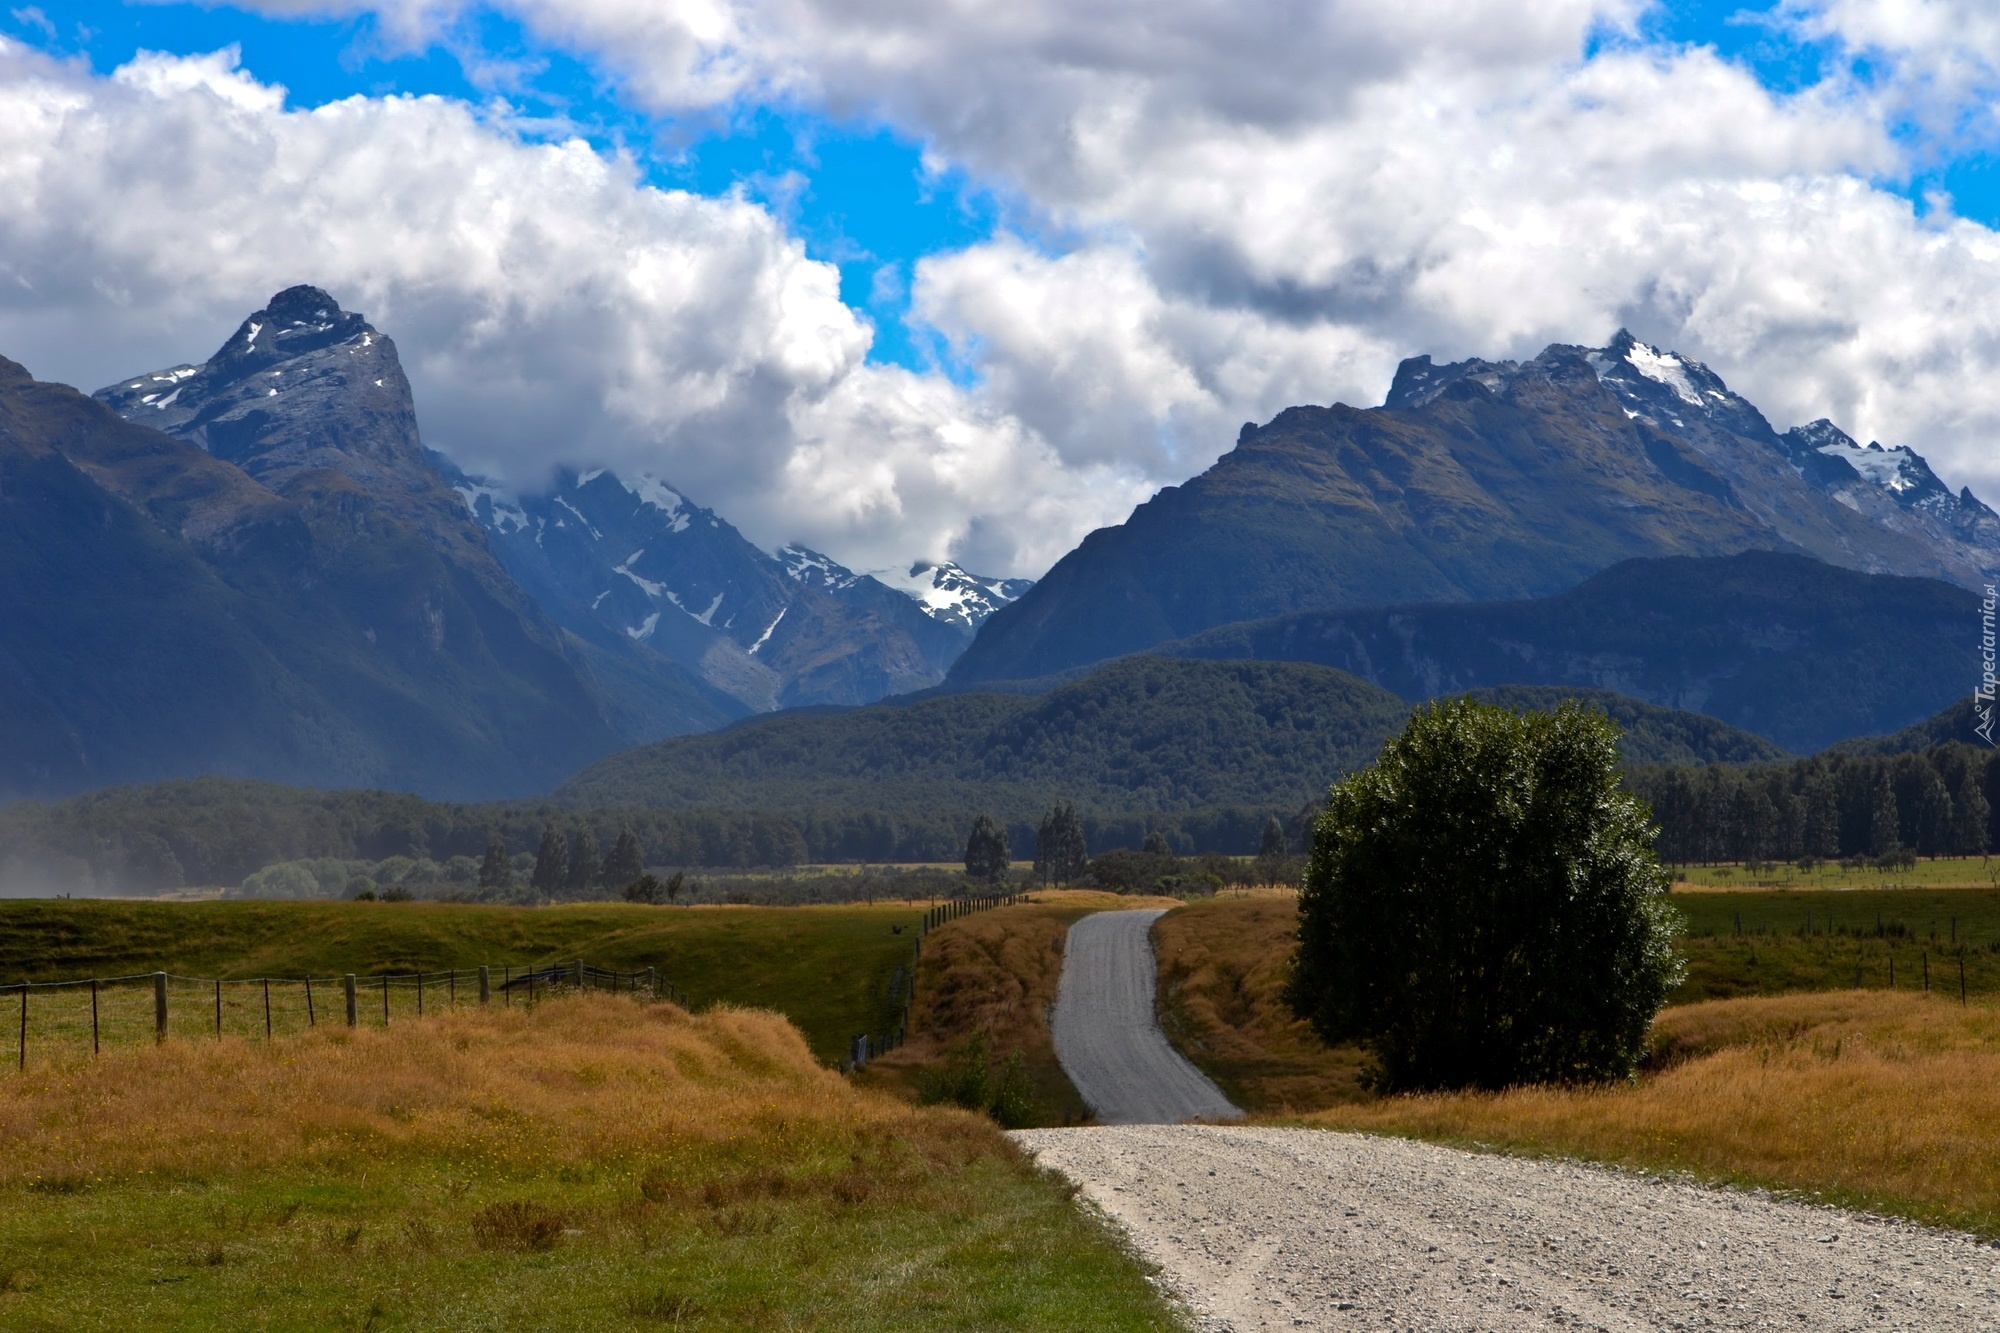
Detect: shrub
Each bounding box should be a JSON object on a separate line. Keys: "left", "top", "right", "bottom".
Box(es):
{"left": 1287, "top": 697, "right": 1683, "bottom": 1092}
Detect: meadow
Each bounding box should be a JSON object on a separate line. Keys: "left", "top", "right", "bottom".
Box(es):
{"left": 0, "top": 899, "right": 931, "bottom": 1065}
{"left": 0, "top": 994, "right": 1178, "bottom": 1329}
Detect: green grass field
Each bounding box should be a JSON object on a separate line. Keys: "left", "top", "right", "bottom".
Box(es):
{"left": 0, "top": 900, "right": 928, "bottom": 1066}
{"left": 1673, "top": 855, "right": 2000, "bottom": 891}
{"left": 1671, "top": 885, "right": 2000, "bottom": 1002}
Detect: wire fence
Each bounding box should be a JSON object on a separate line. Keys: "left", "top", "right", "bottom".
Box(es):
{"left": 849, "top": 891, "right": 1023, "bottom": 1071}
{"left": 2, "top": 961, "right": 688, "bottom": 1074}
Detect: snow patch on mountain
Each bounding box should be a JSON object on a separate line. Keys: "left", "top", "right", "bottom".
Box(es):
{"left": 878, "top": 561, "right": 1035, "bottom": 629}
{"left": 778, "top": 544, "right": 859, "bottom": 591}
{"left": 452, "top": 481, "right": 529, "bottom": 535}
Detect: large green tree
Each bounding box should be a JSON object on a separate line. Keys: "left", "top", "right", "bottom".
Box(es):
{"left": 1287, "top": 698, "right": 1682, "bottom": 1091}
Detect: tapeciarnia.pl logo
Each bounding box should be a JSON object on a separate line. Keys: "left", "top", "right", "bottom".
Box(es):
{"left": 1979, "top": 583, "right": 1998, "bottom": 746}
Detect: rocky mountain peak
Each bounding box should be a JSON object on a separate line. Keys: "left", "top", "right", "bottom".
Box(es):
{"left": 94, "top": 285, "right": 426, "bottom": 497}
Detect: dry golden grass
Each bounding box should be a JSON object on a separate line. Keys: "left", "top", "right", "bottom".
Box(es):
{"left": 0, "top": 993, "right": 967, "bottom": 1187}
{"left": 1302, "top": 990, "right": 2000, "bottom": 1234}
{"left": 0, "top": 994, "right": 1184, "bottom": 1329}
{"left": 1151, "top": 893, "right": 1369, "bottom": 1113}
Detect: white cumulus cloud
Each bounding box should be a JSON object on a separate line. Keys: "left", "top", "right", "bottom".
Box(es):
{"left": 0, "top": 39, "right": 1134, "bottom": 574}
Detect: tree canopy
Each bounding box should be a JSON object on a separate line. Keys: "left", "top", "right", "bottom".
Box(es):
{"left": 1288, "top": 698, "right": 1682, "bottom": 1091}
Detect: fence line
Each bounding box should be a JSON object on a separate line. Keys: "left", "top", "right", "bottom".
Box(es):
{"left": 3, "top": 960, "right": 689, "bottom": 1074}
{"left": 848, "top": 891, "right": 1023, "bottom": 1072}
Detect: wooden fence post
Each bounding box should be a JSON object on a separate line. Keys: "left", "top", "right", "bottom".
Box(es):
{"left": 213, "top": 979, "right": 222, "bottom": 1038}
{"left": 343, "top": 974, "right": 358, "bottom": 1028}
{"left": 645, "top": 966, "right": 656, "bottom": 999}
{"left": 16, "top": 984, "right": 24, "bottom": 1072}
{"left": 478, "top": 965, "right": 490, "bottom": 1005}
{"left": 90, "top": 978, "right": 99, "bottom": 1056}
{"left": 574, "top": 959, "right": 585, "bottom": 990}
{"left": 263, "top": 978, "right": 272, "bottom": 1040}
{"left": 382, "top": 975, "right": 390, "bottom": 1025}
{"left": 306, "top": 977, "right": 315, "bottom": 1027}
{"left": 154, "top": 972, "right": 168, "bottom": 1042}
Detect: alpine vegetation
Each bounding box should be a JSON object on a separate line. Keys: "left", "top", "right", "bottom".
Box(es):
{"left": 1288, "top": 698, "right": 1683, "bottom": 1092}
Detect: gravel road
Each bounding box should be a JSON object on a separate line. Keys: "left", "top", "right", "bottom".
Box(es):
{"left": 1014, "top": 1124, "right": 2000, "bottom": 1331}
{"left": 1051, "top": 910, "right": 1241, "bottom": 1125}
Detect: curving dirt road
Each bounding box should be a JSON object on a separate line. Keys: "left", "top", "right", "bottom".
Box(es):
{"left": 1015, "top": 1123, "right": 2000, "bottom": 1331}
{"left": 1050, "top": 910, "right": 1241, "bottom": 1125}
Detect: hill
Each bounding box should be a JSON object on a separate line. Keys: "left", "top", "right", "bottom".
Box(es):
{"left": 1151, "top": 552, "right": 1973, "bottom": 753}
{"left": 949, "top": 333, "right": 2000, "bottom": 685}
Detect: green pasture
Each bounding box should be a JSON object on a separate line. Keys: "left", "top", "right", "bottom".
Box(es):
{"left": 1671, "top": 885, "right": 2000, "bottom": 1002}
{"left": 0, "top": 900, "right": 927, "bottom": 1066}
{"left": 1673, "top": 855, "right": 2000, "bottom": 891}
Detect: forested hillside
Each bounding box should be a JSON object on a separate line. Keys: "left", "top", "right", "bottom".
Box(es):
{"left": 0, "top": 658, "right": 1790, "bottom": 892}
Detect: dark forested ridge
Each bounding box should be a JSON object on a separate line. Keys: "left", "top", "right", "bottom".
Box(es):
{"left": 0, "top": 657, "right": 1791, "bottom": 891}
{"left": 1152, "top": 552, "right": 1975, "bottom": 753}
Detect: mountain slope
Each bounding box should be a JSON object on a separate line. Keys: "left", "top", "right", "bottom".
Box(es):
{"left": 449, "top": 464, "right": 1028, "bottom": 710}
{"left": 556, "top": 655, "right": 1783, "bottom": 818}
{"left": 950, "top": 332, "right": 1999, "bottom": 684}
{"left": 1154, "top": 551, "right": 1973, "bottom": 753}
{"left": 2, "top": 345, "right": 637, "bottom": 799}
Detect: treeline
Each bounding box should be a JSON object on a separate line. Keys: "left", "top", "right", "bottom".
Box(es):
{"left": 0, "top": 776, "right": 1312, "bottom": 894}
{"left": 1629, "top": 741, "right": 1998, "bottom": 864}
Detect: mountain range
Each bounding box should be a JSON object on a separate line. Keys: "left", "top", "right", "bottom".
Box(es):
{"left": 949, "top": 331, "right": 2000, "bottom": 685}
{"left": 0, "top": 285, "right": 1033, "bottom": 801}
{"left": 5, "top": 291, "right": 1995, "bottom": 815}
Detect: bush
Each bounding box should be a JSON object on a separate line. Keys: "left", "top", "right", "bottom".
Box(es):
{"left": 918, "top": 1035, "right": 1038, "bottom": 1127}
{"left": 1287, "top": 697, "right": 1683, "bottom": 1092}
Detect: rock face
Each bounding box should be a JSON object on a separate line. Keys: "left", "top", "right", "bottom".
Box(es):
{"left": 448, "top": 463, "right": 1029, "bottom": 710}
{"left": 949, "top": 331, "right": 2000, "bottom": 685}
{"left": 1156, "top": 551, "right": 1977, "bottom": 753}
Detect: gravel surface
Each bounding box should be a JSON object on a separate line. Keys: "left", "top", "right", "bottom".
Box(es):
{"left": 1014, "top": 1124, "right": 2000, "bottom": 1331}
{"left": 1051, "top": 910, "right": 1241, "bottom": 1125}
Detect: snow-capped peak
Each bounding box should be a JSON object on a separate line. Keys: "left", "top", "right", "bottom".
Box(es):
{"left": 878, "top": 560, "right": 1035, "bottom": 629}
{"left": 778, "top": 545, "right": 859, "bottom": 591}
{"left": 1781, "top": 418, "right": 1949, "bottom": 505}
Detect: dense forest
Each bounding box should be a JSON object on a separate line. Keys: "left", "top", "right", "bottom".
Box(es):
{"left": 1630, "top": 741, "right": 1999, "bottom": 865}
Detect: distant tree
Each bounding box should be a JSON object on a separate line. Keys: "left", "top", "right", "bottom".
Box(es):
{"left": 1142, "top": 829, "right": 1174, "bottom": 857}
{"left": 1912, "top": 765, "right": 1954, "bottom": 858}
{"left": 623, "top": 873, "right": 664, "bottom": 904}
{"left": 1802, "top": 770, "right": 1840, "bottom": 861}
{"left": 565, "top": 826, "right": 600, "bottom": 894}
{"left": 1954, "top": 770, "right": 1992, "bottom": 857}
{"left": 964, "top": 813, "right": 1011, "bottom": 882}
{"left": 478, "top": 834, "right": 511, "bottom": 891}
{"left": 602, "top": 825, "right": 645, "bottom": 887}
{"left": 1255, "top": 814, "right": 1288, "bottom": 884}
{"left": 1034, "top": 803, "right": 1088, "bottom": 886}
{"left": 1288, "top": 698, "right": 1682, "bottom": 1092}
{"left": 531, "top": 825, "right": 567, "bottom": 897}
{"left": 1869, "top": 773, "right": 1903, "bottom": 859}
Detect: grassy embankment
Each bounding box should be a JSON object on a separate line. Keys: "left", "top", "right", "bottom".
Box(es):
{"left": 0, "top": 899, "right": 931, "bottom": 1066}
{"left": 860, "top": 891, "right": 1180, "bottom": 1125}
{"left": 1155, "top": 883, "right": 2000, "bottom": 1236}
{"left": 0, "top": 993, "right": 1179, "bottom": 1329}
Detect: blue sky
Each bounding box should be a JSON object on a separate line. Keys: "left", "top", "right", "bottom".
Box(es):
{"left": 29, "top": 0, "right": 1996, "bottom": 374}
